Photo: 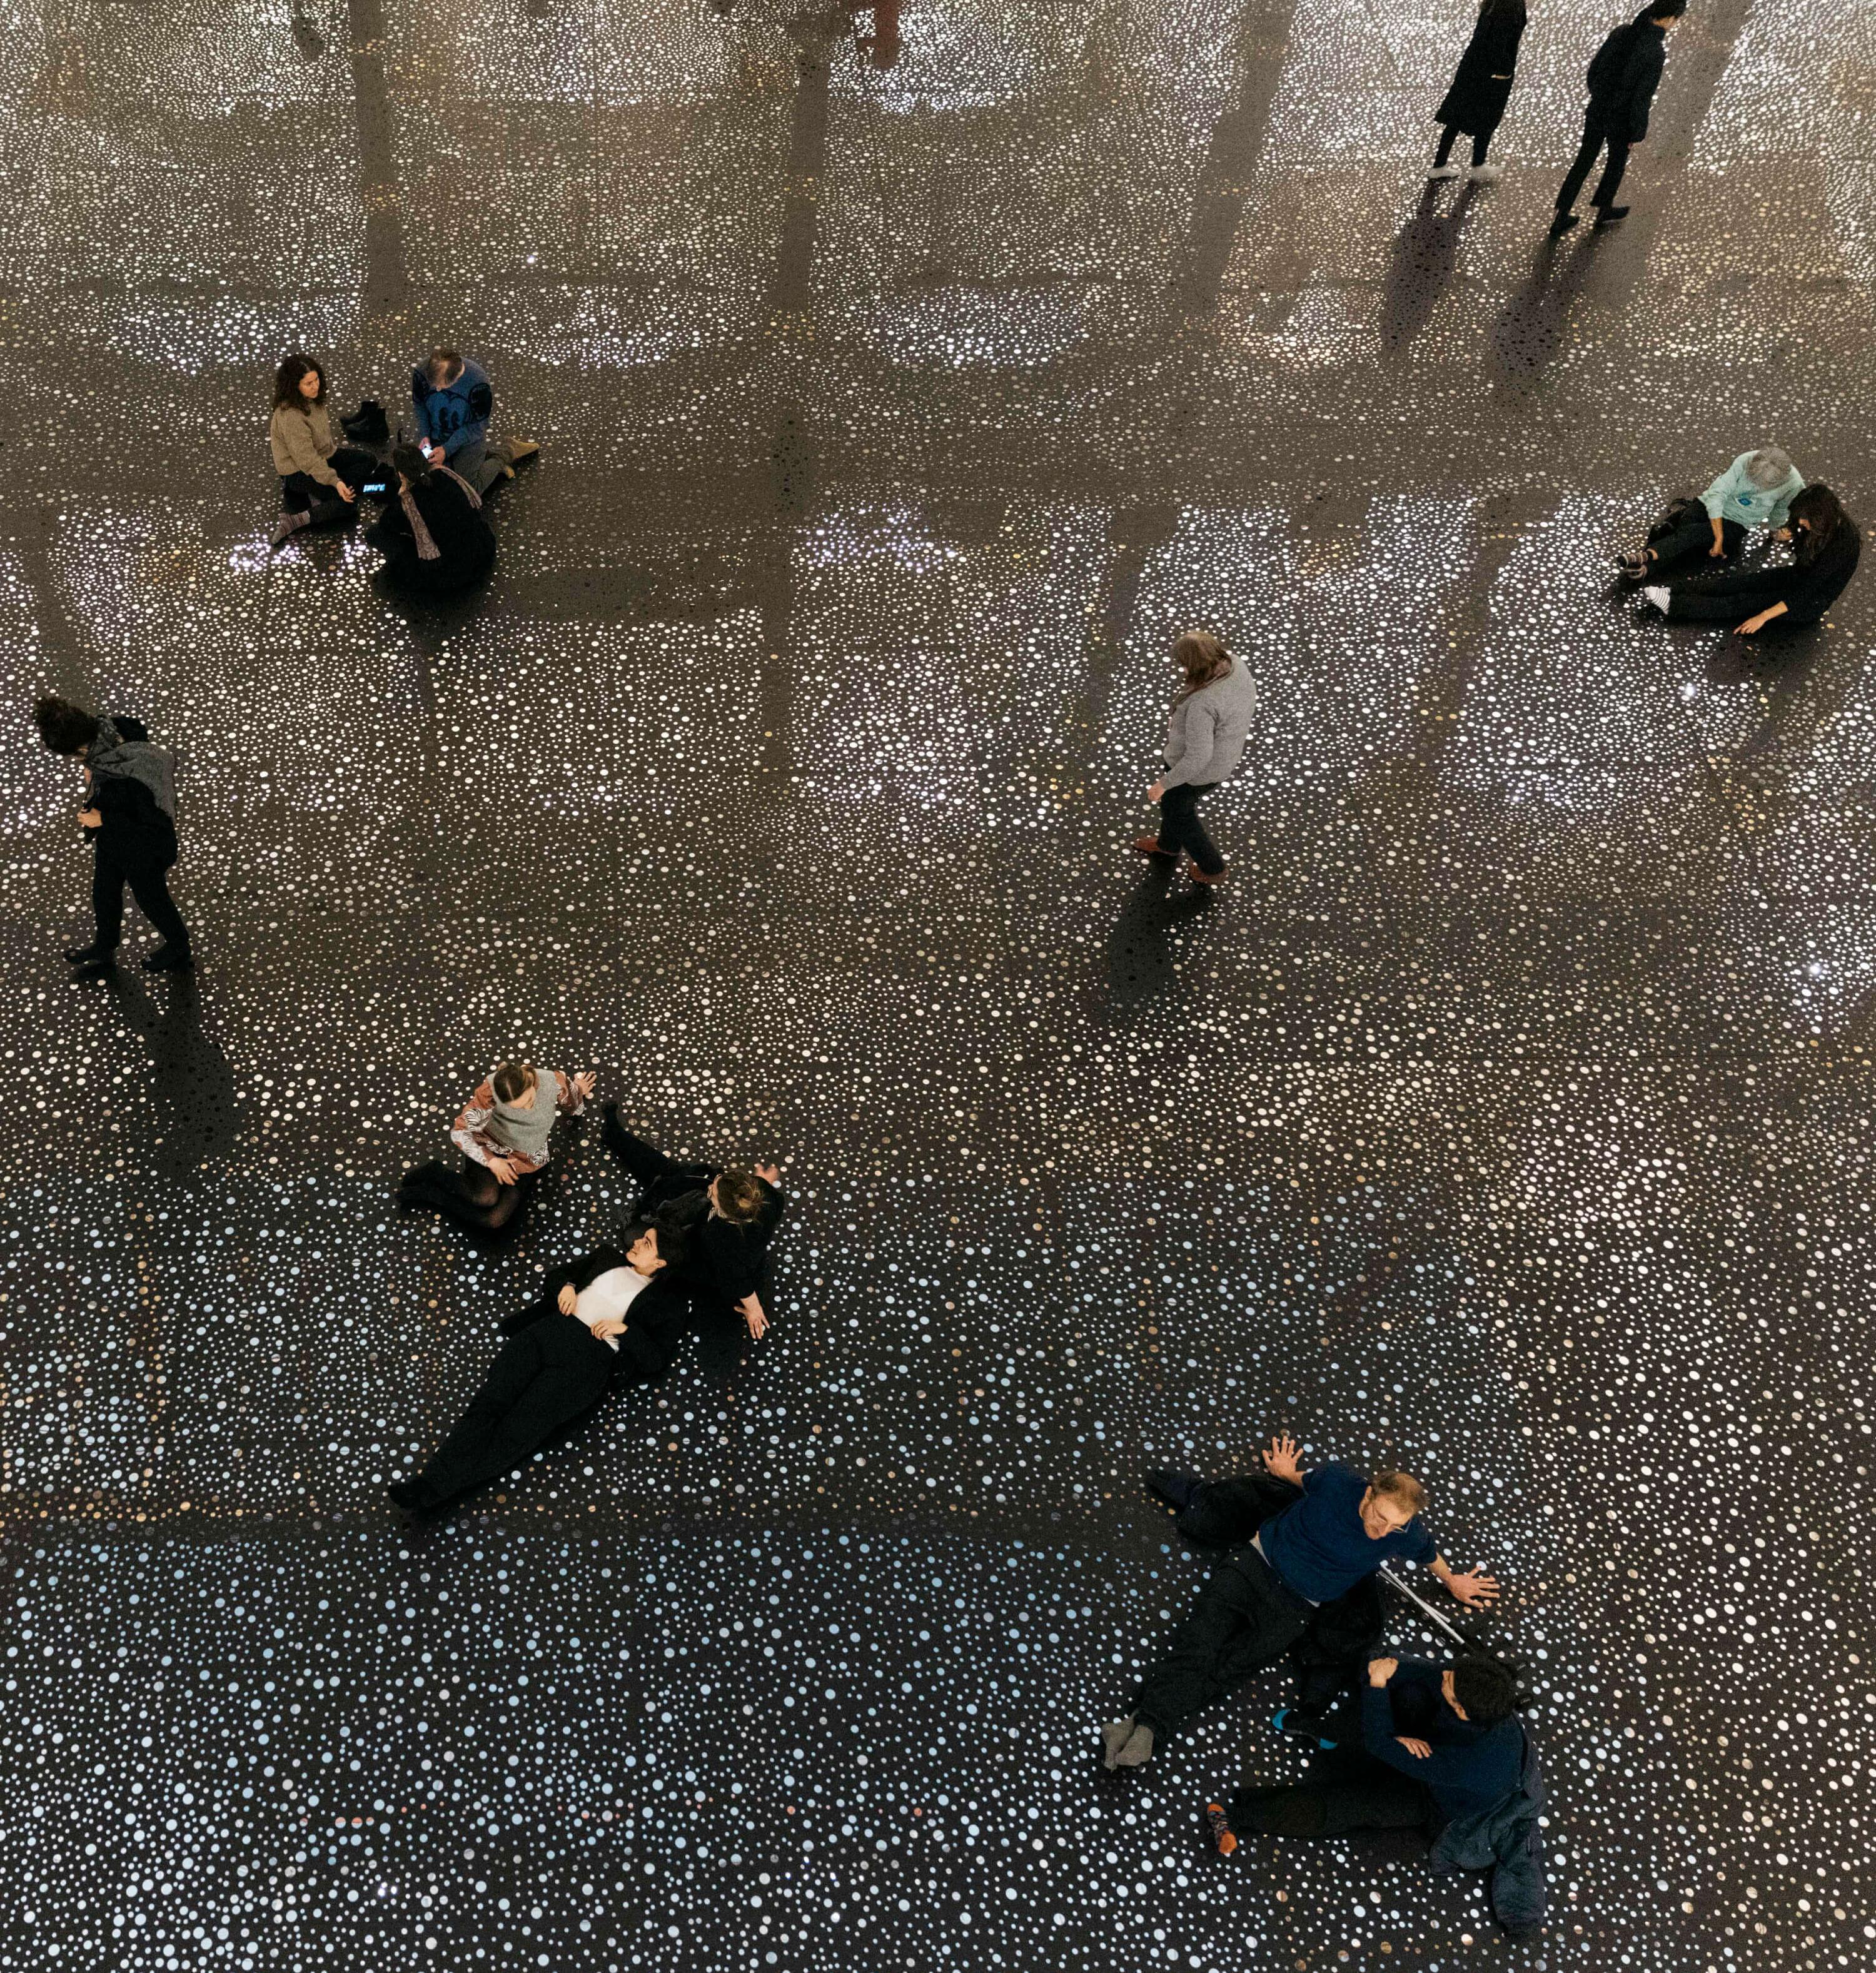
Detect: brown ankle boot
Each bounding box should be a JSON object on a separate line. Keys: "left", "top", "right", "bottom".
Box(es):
{"left": 1188, "top": 860, "right": 1228, "bottom": 885}
{"left": 1132, "top": 835, "right": 1175, "bottom": 859}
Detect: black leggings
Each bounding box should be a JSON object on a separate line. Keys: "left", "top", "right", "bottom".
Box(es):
{"left": 1433, "top": 123, "right": 1492, "bottom": 170}
{"left": 398, "top": 1156, "right": 540, "bottom": 1236}
{"left": 1230, "top": 1743, "right": 1435, "bottom": 1841}
{"left": 279, "top": 446, "right": 381, "bottom": 519}
{"left": 1157, "top": 780, "right": 1224, "bottom": 876}
{"left": 1666, "top": 567, "right": 1814, "bottom": 625}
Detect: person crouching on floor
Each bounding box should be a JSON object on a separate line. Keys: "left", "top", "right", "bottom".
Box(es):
{"left": 1203, "top": 1652, "right": 1547, "bottom": 1938}
{"left": 365, "top": 445, "right": 498, "bottom": 595}
{"left": 398, "top": 1059, "right": 594, "bottom": 1238}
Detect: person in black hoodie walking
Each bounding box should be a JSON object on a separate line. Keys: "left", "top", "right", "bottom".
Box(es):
{"left": 1550, "top": 1, "right": 1686, "bottom": 235}
{"left": 1428, "top": 0, "right": 1526, "bottom": 187}
{"left": 33, "top": 695, "right": 193, "bottom": 977}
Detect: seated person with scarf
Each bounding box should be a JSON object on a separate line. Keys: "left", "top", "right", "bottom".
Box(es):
{"left": 388, "top": 1218, "right": 690, "bottom": 1518}
{"left": 1204, "top": 1652, "right": 1546, "bottom": 1939}
{"left": 398, "top": 1059, "right": 593, "bottom": 1238}
{"left": 1101, "top": 1434, "right": 1500, "bottom": 1770}
{"left": 365, "top": 445, "right": 497, "bottom": 594}
{"left": 600, "top": 1104, "right": 785, "bottom": 1338}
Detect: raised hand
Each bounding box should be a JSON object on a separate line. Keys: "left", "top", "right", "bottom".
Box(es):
{"left": 1261, "top": 1431, "right": 1304, "bottom": 1486}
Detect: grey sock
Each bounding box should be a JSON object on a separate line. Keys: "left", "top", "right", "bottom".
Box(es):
{"left": 1111, "top": 1722, "right": 1155, "bottom": 1769}
{"left": 1101, "top": 1718, "right": 1137, "bottom": 1767}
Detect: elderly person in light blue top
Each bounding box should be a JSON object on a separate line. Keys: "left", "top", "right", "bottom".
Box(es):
{"left": 1619, "top": 447, "right": 1805, "bottom": 582}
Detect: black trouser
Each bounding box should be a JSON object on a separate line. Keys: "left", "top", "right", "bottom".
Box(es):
{"left": 279, "top": 446, "right": 380, "bottom": 518}
{"left": 1132, "top": 1550, "right": 1313, "bottom": 1740}
{"left": 1433, "top": 123, "right": 1493, "bottom": 170}
{"left": 601, "top": 1113, "right": 717, "bottom": 1210}
{"left": 1157, "top": 780, "right": 1224, "bottom": 876}
{"left": 408, "top": 1315, "right": 616, "bottom": 1508}
{"left": 93, "top": 850, "right": 189, "bottom": 951}
{"left": 1231, "top": 1744, "right": 1435, "bottom": 1839}
{"left": 1229, "top": 1685, "right": 1442, "bottom": 1839}
{"left": 1169, "top": 1472, "right": 1384, "bottom": 1715}
{"left": 398, "top": 1156, "right": 540, "bottom": 1236}
{"left": 365, "top": 522, "right": 491, "bottom": 595}
{"left": 1667, "top": 567, "right": 1813, "bottom": 625}
{"left": 1555, "top": 111, "right": 1630, "bottom": 213}
{"left": 1645, "top": 514, "right": 1743, "bottom": 576}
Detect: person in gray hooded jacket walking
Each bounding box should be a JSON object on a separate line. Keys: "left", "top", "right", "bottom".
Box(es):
{"left": 1134, "top": 631, "right": 1258, "bottom": 886}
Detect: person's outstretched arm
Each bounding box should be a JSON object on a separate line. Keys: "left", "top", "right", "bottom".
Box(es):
{"left": 1258, "top": 1431, "right": 1311, "bottom": 1490}
{"left": 1428, "top": 1552, "right": 1501, "bottom": 1607}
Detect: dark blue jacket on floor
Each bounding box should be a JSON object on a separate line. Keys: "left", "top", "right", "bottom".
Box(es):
{"left": 1430, "top": 1718, "right": 1548, "bottom": 1937}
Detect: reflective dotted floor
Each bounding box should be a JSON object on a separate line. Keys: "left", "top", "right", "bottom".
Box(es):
{"left": 3, "top": 3, "right": 1875, "bottom": 1969}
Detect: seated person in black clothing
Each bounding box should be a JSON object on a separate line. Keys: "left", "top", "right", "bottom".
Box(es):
{"left": 600, "top": 1104, "right": 785, "bottom": 1338}
{"left": 1643, "top": 484, "right": 1862, "bottom": 635}
{"left": 365, "top": 444, "right": 497, "bottom": 595}
{"left": 34, "top": 695, "right": 194, "bottom": 977}
{"left": 1102, "top": 1434, "right": 1500, "bottom": 1770}
{"left": 1207, "top": 1651, "right": 1521, "bottom": 1851}
{"left": 387, "top": 1220, "right": 688, "bottom": 1518}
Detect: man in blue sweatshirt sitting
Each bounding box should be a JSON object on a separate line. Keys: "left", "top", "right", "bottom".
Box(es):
{"left": 1207, "top": 1651, "right": 1523, "bottom": 1847}
{"left": 1102, "top": 1435, "right": 1499, "bottom": 1770}
{"left": 411, "top": 348, "right": 540, "bottom": 495}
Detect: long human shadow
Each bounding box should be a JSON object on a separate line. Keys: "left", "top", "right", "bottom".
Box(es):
{"left": 1379, "top": 181, "right": 1481, "bottom": 360}
{"left": 1064, "top": 0, "right": 1298, "bottom": 788}
{"left": 101, "top": 969, "right": 241, "bottom": 1178}
{"left": 1101, "top": 863, "right": 1218, "bottom": 1022}
{"left": 1485, "top": 234, "right": 1601, "bottom": 388}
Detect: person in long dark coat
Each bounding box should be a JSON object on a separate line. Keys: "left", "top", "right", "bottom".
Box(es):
{"left": 1428, "top": 0, "right": 1527, "bottom": 186}
{"left": 365, "top": 443, "right": 497, "bottom": 594}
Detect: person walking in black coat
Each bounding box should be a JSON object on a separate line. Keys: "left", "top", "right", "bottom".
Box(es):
{"left": 1428, "top": 0, "right": 1526, "bottom": 187}
{"left": 365, "top": 445, "right": 497, "bottom": 594}
{"left": 1643, "top": 484, "right": 1863, "bottom": 635}
{"left": 33, "top": 695, "right": 193, "bottom": 977}
{"left": 1550, "top": 1, "right": 1686, "bottom": 235}
{"left": 600, "top": 1105, "right": 786, "bottom": 1338}
{"left": 387, "top": 1221, "right": 690, "bottom": 1517}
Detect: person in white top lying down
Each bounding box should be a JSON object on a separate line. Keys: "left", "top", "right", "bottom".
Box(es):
{"left": 387, "top": 1221, "right": 690, "bottom": 1518}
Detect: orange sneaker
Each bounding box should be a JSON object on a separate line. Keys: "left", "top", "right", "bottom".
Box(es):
{"left": 1204, "top": 1802, "right": 1238, "bottom": 1855}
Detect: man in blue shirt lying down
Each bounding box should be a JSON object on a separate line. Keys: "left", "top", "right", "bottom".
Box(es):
{"left": 1101, "top": 1434, "right": 1500, "bottom": 1770}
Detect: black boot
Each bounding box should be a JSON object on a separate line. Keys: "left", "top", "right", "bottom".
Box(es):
{"left": 65, "top": 942, "right": 117, "bottom": 967}
{"left": 1147, "top": 1468, "right": 1203, "bottom": 1511}
{"left": 142, "top": 942, "right": 194, "bottom": 973}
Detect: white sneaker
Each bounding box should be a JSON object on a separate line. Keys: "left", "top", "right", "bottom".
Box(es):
{"left": 1642, "top": 585, "right": 1671, "bottom": 614}
{"left": 1427, "top": 163, "right": 1462, "bottom": 181}
{"left": 1468, "top": 163, "right": 1504, "bottom": 185}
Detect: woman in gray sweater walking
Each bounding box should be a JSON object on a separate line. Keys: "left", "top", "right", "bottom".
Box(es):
{"left": 1134, "top": 631, "right": 1258, "bottom": 885}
